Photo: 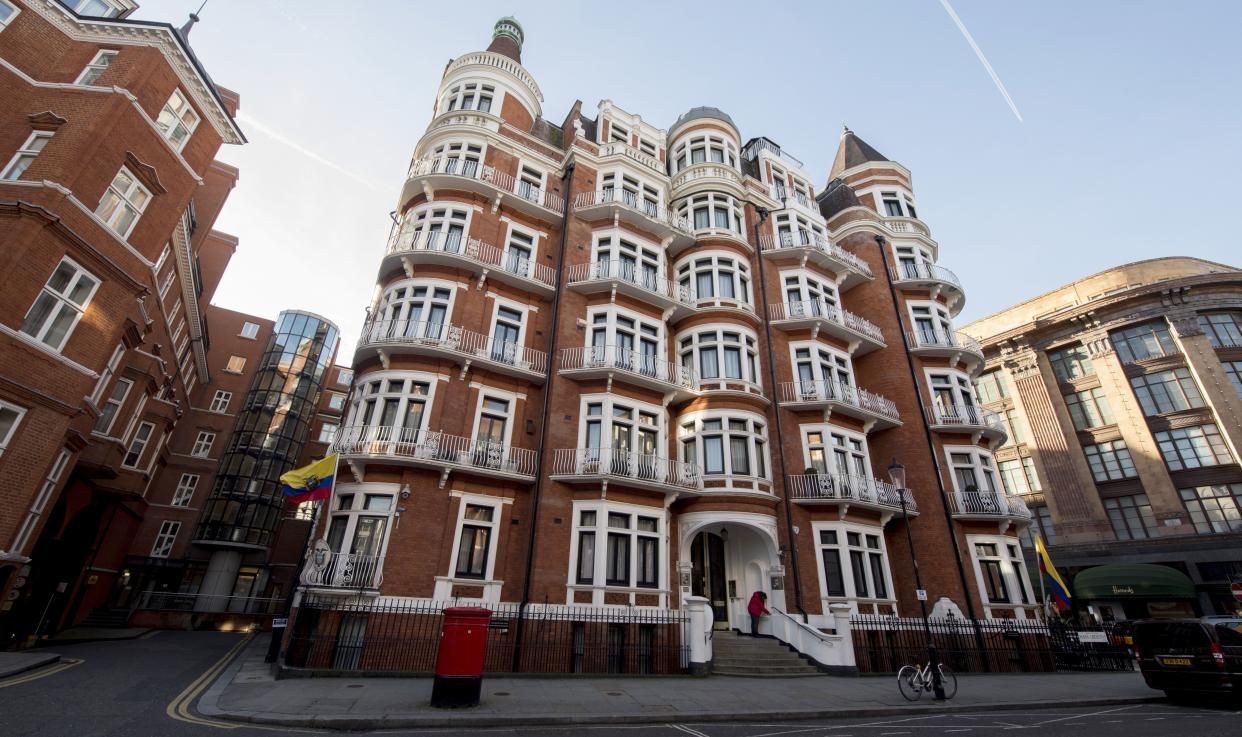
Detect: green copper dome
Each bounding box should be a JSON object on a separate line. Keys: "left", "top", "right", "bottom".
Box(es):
{"left": 493, "top": 17, "right": 524, "bottom": 46}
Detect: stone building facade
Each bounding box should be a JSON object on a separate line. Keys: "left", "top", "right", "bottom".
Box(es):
{"left": 963, "top": 257, "right": 1242, "bottom": 618}
{"left": 0, "top": 0, "right": 342, "bottom": 644}
{"left": 299, "top": 16, "right": 1034, "bottom": 646}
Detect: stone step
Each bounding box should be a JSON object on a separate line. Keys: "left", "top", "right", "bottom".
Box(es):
{"left": 712, "top": 657, "right": 809, "bottom": 668}
{"left": 713, "top": 664, "right": 822, "bottom": 676}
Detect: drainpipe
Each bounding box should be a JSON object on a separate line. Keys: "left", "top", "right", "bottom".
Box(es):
{"left": 511, "top": 161, "right": 576, "bottom": 671}
{"left": 874, "top": 234, "right": 990, "bottom": 667}
{"left": 751, "top": 207, "right": 807, "bottom": 621}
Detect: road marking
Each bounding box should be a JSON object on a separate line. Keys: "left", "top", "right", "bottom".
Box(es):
{"left": 1028, "top": 705, "right": 1140, "bottom": 727}
{"left": 670, "top": 725, "right": 710, "bottom": 737}
{"left": 166, "top": 633, "right": 253, "bottom": 730}
{"left": 138, "top": 630, "right": 160, "bottom": 640}
{"left": 0, "top": 657, "right": 83, "bottom": 689}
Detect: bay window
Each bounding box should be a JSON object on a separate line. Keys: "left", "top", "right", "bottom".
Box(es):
{"left": 928, "top": 370, "right": 977, "bottom": 421}
{"left": 600, "top": 171, "right": 661, "bottom": 215}
{"left": 593, "top": 233, "right": 664, "bottom": 291}
{"left": 586, "top": 307, "right": 663, "bottom": 374}
{"left": 571, "top": 502, "right": 663, "bottom": 590}
{"left": 783, "top": 271, "right": 839, "bottom": 318}
{"left": 803, "top": 427, "right": 869, "bottom": 479}
{"left": 679, "top": 327, "right": 760, "bottom": 387}
{"left": 396, "top": 204, "right": 470, "bottom": 253}
{"left": 442, "top": 82, "right": 494, "bottom": 113}
{"left": 680, "top": 412, "right": 767, "bottom": 479}
{"left": 792, "top": 343, "right": 852, "bottom": 397}
{"left": 676, "top": 252, "right": 752, "bottom": 306}
{"left": 324, "top": 487, "right": 396, "bottom": 581}
{"left": 880, "top": 190, "right": 918, "bottom": 218}
{"left": 911, "top": 303, "right": 953, "bottom": 344}
{"left": 894, "top": 245, "right": 935, "bottom": 280}
{"left": 348, "top": 373, "right": 434, "bottom": 445}
{"left": 815, "top": 524, "right": 893, "bottom": 605}
{"left": 374, "top": 280, "right": 455, "bottom": 340}
{"left": 969, "top": 537, "right": 1033, "bottom": 611}
{"left": 580, "top": 395, "right": 663, "bottom": 476}
{"left": 948, "top": 448, "right": 1000, "bottom": 494}
{"left": 429, "top": 141, "right": 483, "bottom": 178}
{"left": 672, "top": 134, "right": 737, "bottom": 172}
{"left": 773, "top": 212, "right": 827, "bottom": 247}
{"left": 678, "top": 192, "right": 743, "bottom": 234}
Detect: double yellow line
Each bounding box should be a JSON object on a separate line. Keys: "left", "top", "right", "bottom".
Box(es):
{"left": 0, "top": 657, "right": 83, "bottom": 689}
{"left": 165, "top": 633, "right": 253, "bottom": 730}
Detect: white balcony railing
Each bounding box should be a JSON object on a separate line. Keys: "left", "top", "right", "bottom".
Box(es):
{"left": 785, "top": 472, "right": 916, "bottom": 513}
{"left": 892, "top": 261, "right": 962, "bottom": 289}
{"left": 573, "top": 190, "right": 693, "bottom": 235}
{"left": 771, "top": 186, "right": 815, "bottom": 211}
{"left": 596, "top": 141, "right": 664, "bottom": 175}
{"left": 552, "top": 447, "right": 702, "bottom": 491}
{"left": 778, "top": 380, "right": 900, "bottom": 422}
{"left": 560, "top": 345, "right": 696, "bottom": 389}
{"left": 767, "top": 301, "right": 886, "bottom": 344}
{"left": 357, "top": 319, "right": 548, "bottom": 374}
{"left": 332, "top": 425, "right": 538, "bottom": 477}
{"left": 406, "top": 157, "right": 564, "bottom": 213}
{"left": 884, "top": 217, "right": 931, "bottom": 236}
{"left": 928, "top": 403, "right": 1007, "bottom": 435}
{"left": 758, "top": 232, "right": 873, "bottom": 278}
{"left": 385, "top": 229, "right": 556, "bottom": 288}
{"left": 565, "top": 260, "right": 693, "bottom": 306}
{"left": 300, "top": 551, "right": 385, "bottom": 590}
{"left": 907, "top": 329, "right": 983, "bottom": 356}
{"left": 947, "top": 490, "right": 1032, "bottom": 521}
{"left": 670, "top": 163, "right": 743, "bottom": 191}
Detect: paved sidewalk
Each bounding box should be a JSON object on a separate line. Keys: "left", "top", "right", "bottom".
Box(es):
{"left": 198, "top": 636, "right": 1160, "bottom": 730}
{"left": 0, "top": 650, "right": 60, "bottom": 678}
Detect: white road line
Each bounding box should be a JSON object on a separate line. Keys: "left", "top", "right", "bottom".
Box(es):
{"left": 1029, "top": 704, "right": 1141, "bottom": 727}
{"left": 670, "top": 725, "right": 710, "bottom": 737}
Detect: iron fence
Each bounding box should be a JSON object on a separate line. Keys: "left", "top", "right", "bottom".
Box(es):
{"left": 285, "top": 595, "right": 690, "bottom": 676}
{"left": 850, "top": 615, "right": 1133, "bottom": 674}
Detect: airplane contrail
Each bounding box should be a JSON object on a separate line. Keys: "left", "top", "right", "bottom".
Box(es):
{"left": 235, "top": 110, "right": 387, "bottom": 192}
{"left": 939, "top": 0, "right": 1023, "bottom": 122}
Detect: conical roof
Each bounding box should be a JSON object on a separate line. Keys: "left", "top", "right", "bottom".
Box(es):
{"left": 829, "top": 126, "right": 889, "bottom": 179}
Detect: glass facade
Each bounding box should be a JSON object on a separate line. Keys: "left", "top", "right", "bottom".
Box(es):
{"left": 193, "top": 311, "right": 340, "bottom": 548}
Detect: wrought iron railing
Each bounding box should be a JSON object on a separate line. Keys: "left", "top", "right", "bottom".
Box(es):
{"left": 385, "top": 229, "right": 556, "bottom": 288}
{"left": 551, "top": 448, "right": 702, "bottom": 490}
{"left": 758, "top": 232, "right": 873, "bottom": 278}
{"left": 892, "top": 260, "right": 962, "bottom": 288}
{"left": 332, "top": 426, "right": 537, "bottom": 477}
{"left": 565, "top": 260, "right": 693, "bottom": 305}
{"left": 301, "top": 551, "right": 385, "bottom": 590}
{"left": 767, "top": 300, "right": 885, "bottom": 343}
{"left": 573, "top": 190, "right": 693, "bottom": 235}
{"left": 947, "top": 490, "right": 1033, "bottom": 520}
{"left": 785, "top": 472, "right": 914, "bottom": 512}
{"left": 357, "top": 319, "right": 548, "bottom": 374}
{"left": 928, "top": 403, "right": 1006, "bottom": 434}
{"left": 907, "top": 329, "right": 983, "bottom": 355}
{"left": 560, "top": 345, "right": 696, "bottom": 388}
{"left": 778, "top": 380, "right": 900, "bottom": 421}
{"left": 406, "top": 157, "right": 564, "bottom": 212}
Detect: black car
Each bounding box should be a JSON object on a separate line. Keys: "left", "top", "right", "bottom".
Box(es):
{"left": 1133, "top": 618, "right": 1242, "bottom": 700}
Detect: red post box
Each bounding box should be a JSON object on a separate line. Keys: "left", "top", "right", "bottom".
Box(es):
{"left": 430, "top": 606, "right": 491, "bottom": 707}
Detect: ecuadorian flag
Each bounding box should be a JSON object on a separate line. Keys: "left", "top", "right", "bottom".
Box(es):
{"left": 1035, "top": 534, "right": 1072, "bottom": 611}
{"left": 280, "top": 454, "right": 338, "bottom": 504}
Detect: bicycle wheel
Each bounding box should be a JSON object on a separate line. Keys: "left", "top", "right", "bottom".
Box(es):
{"left": 937, "top": 664, "right": 958, "bottom": 700}
{"left": 897, "top": 665, "right": 923, "bottom": 701}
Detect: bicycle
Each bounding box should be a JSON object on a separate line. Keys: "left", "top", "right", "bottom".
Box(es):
{"left": 897, "top": 659, "right": 958, "bottom": 701}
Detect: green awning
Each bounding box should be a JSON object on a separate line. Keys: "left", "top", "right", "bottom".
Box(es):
{"left": 1073, "top": 564, "right": 1196, "bottom": 600}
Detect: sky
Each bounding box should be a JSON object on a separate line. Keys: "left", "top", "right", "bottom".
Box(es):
{"left": 135, "top": 0, "right": 1242, "bottom": 353}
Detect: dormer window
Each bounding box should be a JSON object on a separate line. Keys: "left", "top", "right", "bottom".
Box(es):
{"left": 73, "top": 0, "right": 124, "bottom": 17}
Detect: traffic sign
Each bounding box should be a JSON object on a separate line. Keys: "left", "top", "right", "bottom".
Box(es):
{"left": 916, "top": 589, "right": 928, "bottom": 601}
{"left": 1231, "top": 582, "right": 1242, "bottom": 603}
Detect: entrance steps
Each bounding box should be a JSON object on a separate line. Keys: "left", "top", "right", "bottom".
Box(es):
{"left": 79, "top": 608, "right": 131, "bottom": 628}
{"left": 711, "top": 630, "right": 822, "bottom": 677}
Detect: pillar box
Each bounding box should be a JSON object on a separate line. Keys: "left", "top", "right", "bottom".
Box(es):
{"left": 430, "top": 607, "right": 491, "bottom": 708}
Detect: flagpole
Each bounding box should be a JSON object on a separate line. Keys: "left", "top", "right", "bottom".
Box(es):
{"left": 1035, "top": 535, "right": 1049, "bottom": 623}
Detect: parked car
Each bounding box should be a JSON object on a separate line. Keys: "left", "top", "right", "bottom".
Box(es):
{"left": 1109, "top": 620, "right": 1136, "bottom": 648}
{"left": 1133, "top": 618, "right": 1242, "bottom": 700}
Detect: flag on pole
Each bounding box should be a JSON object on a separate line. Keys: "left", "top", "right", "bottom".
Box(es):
{"left": 280, "top": 454, "right": 338, "bottom": 504}
{"left": 1035, "top": 535, "right": 1072, "bottom": 611}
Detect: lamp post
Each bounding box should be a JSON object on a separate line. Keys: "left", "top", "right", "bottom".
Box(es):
{"left": 888, "top": 458, "right": 946, "bottom": 701}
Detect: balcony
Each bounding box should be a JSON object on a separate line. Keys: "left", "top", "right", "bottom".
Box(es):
{"left": 926, "top": 403, "right": 1008, "bottom": 444}
{"left": 883, "top": 216, "right": 932, "bottom": 238}
{"left": 906, "top": 330, "right": 984, "bottom": 374}
{"left": 670, "top": 162, "right": 745, "bottom": 195}
{"left": 770, "top": 186, "right": 824, "bottom": 221}
{"left": 400, "top": 158, "right": 564, "bottom": 222}
{"left": 758, "top": 232, "right": 873, "bottom": 289}
{"left": 596, "top": 141, "right": 665, "bottom": 176}
{"left": 551, "top": 447, "right": 702, "bottom": 496}
{"left": 558, "top": 345, "right": 697, "bottom": 401}
{"left": 891, "top": 261, "right": 965, "bottom": 316}
{"left": 947, "top": 490, "right": 1032, "bottom": 529}
{"left": 355, "top": 319, "right": 547, "bottom": 383}
{"left": 785, "top": 472, "right": 917, "bottom": 517}
{"left": 565, "top": 260, "right": 694, "bottom": 318}
{"left": 332, "top": 426, "right": 537, "bottom": 482}
{"left": 300, "top": 551, "right": 384, "bottom": 593}
{"left": 767, "top": 301, "right": 886, "bottom": 355}
{"left": 777, "top": 380, "right": 901, "bottom": 430}
{"left": 573, "top": 190, "right": 694, "bottom": 248}
{"left": 383, "top": 230, "right": 556, "bottom": 295}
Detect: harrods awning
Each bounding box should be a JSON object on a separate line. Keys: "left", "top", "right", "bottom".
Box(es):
{"left": 1074, "top": 564, "right": 1196, "bottom": 600}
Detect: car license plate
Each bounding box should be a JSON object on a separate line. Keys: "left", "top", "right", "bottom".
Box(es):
{"left": 1159, "top": 656, "right": 1192, "bottom": 666}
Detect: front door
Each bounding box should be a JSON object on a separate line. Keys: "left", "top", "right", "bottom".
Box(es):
{"left": 691, "top": 531, "right": 728, "bottom": 628}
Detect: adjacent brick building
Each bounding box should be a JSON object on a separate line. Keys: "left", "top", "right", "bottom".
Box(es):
{"left": 294, "top": 16, "right": 1033, "bottom": 662}
{"left": 963, "top": 257, "right": 1242, "bottom": 619}
{"left": 0, "top": 0, "right": 344, "bottom": 644}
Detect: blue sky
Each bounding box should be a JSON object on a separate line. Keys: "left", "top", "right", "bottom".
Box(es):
{"left": 136, "top": 0, "right": 1242, "bottom": 349}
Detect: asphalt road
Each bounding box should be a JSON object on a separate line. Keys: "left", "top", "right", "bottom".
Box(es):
{"left": 0, "top": 631, "right": 1238, "bottom": 737}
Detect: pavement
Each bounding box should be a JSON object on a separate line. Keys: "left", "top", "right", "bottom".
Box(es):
{"left": 198, "top": 634, "right": 1167, "bottom": 731}
{"left": 0, "top": 650, "right": 60, "bottom": 678}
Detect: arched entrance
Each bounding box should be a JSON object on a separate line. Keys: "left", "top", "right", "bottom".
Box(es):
{"left": 680, "top": 513, "right": 784, "bottom": 631}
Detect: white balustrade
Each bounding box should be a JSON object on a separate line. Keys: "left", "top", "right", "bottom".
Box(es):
{"left": 596, "top": 141, "right": 664, "bottom": 175}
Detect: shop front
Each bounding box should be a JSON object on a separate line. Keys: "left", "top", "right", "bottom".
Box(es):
{"left": 1074, "top": 564, "right": 1198, "bottom": 622}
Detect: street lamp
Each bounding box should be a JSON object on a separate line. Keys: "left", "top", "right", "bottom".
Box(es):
{"left": 888, "top": 458, "right": 946, "bottom": 701}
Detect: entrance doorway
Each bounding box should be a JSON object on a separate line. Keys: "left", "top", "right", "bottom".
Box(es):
{"left": 690, "top": 531, "right": 728, "bottom": 628}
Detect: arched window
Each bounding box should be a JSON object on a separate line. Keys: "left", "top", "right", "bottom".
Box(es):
{"left": 679, "top": 412, "right": 768, "bottom": 479}
{"left": 679, "top": 328, "right": 760, "bottom": 387}
{"left": 677, "top": 192, "right": 743, "bottom": 234}
{"left": 676, "top": 253, "right": 752, "bottom": 306}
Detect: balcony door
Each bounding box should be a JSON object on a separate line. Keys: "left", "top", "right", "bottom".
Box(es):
{"left": 912, "top": 304, "right": 952, "bottom": 344}
{"left": 474, "top": 397, "right": 510, "bottom": 469}
{"left": 490, "top": 307, "right": 523, "bottom": 365}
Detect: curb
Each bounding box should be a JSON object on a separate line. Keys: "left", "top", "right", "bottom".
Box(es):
{"left": 41, "top": 629, "right": 153, "bottom": 646}
{"left": 0, "top": 653, "right": 61, "bottom": 679}
{"left": 200, "top": 688, "right": 1165, "bottom": 730}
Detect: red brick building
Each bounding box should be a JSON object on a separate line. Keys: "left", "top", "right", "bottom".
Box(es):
{"left": 0, "top": 0, "right": 343, "bottom": 644}
{"left": 295, "top": 17, "right": 1033, "bottom": 664}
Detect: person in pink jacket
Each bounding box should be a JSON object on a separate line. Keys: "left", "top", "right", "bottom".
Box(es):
{"left": 747, "top": 591, "right": 770, "bottom": 636}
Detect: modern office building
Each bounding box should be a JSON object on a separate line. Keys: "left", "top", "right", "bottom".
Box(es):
{"left": 0, "top": 0, "right": 343, "bottom": 643}
{"left": 963, "top": 257, "right": 1242, "bottom": 618}
{"left": 295, "top": 15, "right": 1032, "bottom": 663}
